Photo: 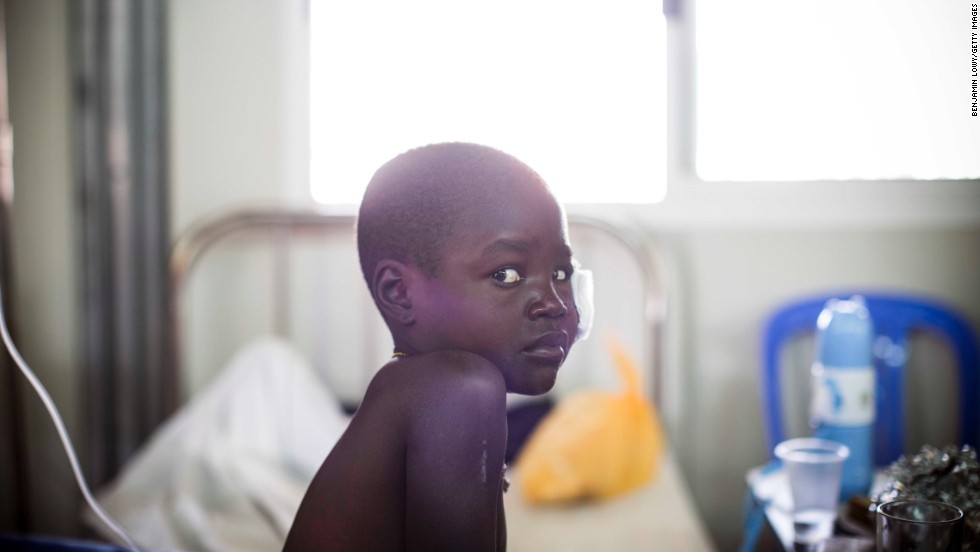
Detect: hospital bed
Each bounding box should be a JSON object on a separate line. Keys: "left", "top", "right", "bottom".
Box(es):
{"left": 92, "top": 205, "right": 714, "bottom": 551}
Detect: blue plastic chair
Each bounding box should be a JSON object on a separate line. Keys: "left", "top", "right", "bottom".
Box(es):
{"left": 760, "top": 291, "right": 980, "bottom": 466}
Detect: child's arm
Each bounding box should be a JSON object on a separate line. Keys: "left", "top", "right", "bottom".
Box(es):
{"left": 404, "top": 351, "right": 508, "bottom": 551}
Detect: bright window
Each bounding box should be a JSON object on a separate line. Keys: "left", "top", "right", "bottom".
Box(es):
{"left": 696, "top": 0, "right": 980, "bottom": 181}
{"left": 310, "top": 1, "right": 666, "bottom": 205}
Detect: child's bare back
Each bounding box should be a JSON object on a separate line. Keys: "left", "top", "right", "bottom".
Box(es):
{"left": 284, "top": 351, "right": 507, "bottom": 551}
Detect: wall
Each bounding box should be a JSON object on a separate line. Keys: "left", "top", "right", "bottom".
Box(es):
{"left": 4, "top": 0, "right": 80, "bottom": 536}
{"left": 169, "top": 0, "right": 309, "bottom": 232}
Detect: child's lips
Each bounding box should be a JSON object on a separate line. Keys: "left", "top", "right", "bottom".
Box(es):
{"left": 523, "top": 332, "right": 569, "bottom": 364}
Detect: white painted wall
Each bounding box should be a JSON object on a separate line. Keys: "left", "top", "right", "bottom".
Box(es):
{"left": 169, "top": 0, "right": 309, "bottom": 232}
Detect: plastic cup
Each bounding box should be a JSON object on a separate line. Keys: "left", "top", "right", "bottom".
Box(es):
{"left": 775, "top": 438, "right": 850, "bottom": 545}
{"left": 876, "top": 499, "right": 964, "bottom": 551}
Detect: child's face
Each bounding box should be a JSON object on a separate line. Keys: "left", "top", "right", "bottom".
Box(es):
{"left": 413, "top": 182, "right": 579, "bottom": 395}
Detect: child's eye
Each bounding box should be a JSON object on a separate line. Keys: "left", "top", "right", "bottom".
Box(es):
{"left": 492, "top": 268, "right": 523, "bottom": 284}
{"left": 553, "top": 268, "right": 570, "bottom": 282}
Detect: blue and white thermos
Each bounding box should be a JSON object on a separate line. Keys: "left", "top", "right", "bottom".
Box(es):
{"left": 810, "top": 296, "right": 875, "bottom": 500}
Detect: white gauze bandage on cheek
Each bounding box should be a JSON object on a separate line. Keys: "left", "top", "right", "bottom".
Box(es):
{"left": 570, "top": 259, "right": 594, "bottom": 341}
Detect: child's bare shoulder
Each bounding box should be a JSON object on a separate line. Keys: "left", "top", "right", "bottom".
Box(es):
{"left": 366, "top": 350, "right": 506, "bottom": 417}
{"left": 378, "top": 350, "right": 504, "bottom": 394}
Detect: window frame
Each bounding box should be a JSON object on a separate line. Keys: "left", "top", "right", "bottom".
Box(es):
{"left": 652, "top": 0, "right": 980, "bottom": 230}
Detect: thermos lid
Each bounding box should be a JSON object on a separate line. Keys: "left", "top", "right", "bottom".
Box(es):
{"left": 816, "top": 296, "right": 874, "bottom": 367}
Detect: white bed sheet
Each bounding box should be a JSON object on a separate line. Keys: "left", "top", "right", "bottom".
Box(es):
{"left": 88, "top": 338, "right": 349, "bottom": 551}
{"left": 505, "top": 455, "right": 716, "bottom": 551}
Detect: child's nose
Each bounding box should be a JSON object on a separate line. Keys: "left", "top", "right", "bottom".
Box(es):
{"left": 527, "top": 282, "right": 569, "bottom": 320}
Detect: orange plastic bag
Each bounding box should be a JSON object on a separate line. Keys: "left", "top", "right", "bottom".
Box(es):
{"left": 516, "top": 337, "right": 666, "bottom": 504}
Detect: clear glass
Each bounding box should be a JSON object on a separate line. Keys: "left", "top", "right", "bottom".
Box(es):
{"left": 309, "top": 0, "right": 667, "bottom": 205}
{"left": 775, "top": 438, "right": 850, "bottom": 546}
{"left": 696, "top": 0, "right": 980, "bottom": 181}
{"left": 876, "top": 500, "right": 964, "bottom": 552}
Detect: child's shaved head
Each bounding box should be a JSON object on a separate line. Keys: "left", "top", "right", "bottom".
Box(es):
{"left": 357, "top": 142, "right": 550, "bottom": 286}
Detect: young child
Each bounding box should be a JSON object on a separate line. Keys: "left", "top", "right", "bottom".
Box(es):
{"left": 283, "top": 142, "right": 580, "bottom": 551}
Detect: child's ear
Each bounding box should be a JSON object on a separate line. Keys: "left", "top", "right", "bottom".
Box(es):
{"left": 372, "top": 259, "right": 416, "bottom": 325}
